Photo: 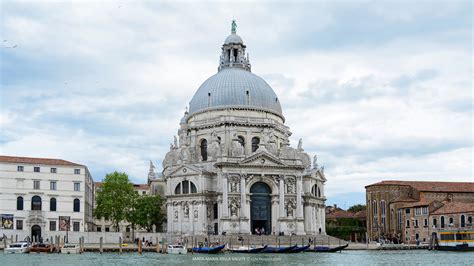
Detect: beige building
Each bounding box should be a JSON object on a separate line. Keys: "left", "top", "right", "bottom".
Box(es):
{"left": 0, "top": 155, "right": 95, "bottom": 241}
{"left": 365, "top": 180, "right": 474, "bottom": 243}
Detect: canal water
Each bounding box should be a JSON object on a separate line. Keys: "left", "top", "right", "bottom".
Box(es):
{"left": 1, "top": 250, "right": 473, "bottom": 265}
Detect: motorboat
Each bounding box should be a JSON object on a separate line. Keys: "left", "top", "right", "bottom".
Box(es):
{"left": 229, "top": 245, "right": 267, "bottom": 253}
{"left": 307, "top": 244, "right": 349, "bottom": 252}
{"left": 167, "top": 244, "right": 187, "bottom": 254}
{"left": 4, "top": 242, "right": 30, "bottom": 254}
{"left": 30, "top": 243, "right": 56, "bottom": 253}
{"left": 192, "top": 244, "right": 226, "bottom": 254}
{"left": 261, "top": 245, "right": 297, "bottom": 253}
{"left": 288, "top": 244, "right": 310, "bottom": 253}
{"left": 60, "top": 244, "right": 81, "bottom": 254}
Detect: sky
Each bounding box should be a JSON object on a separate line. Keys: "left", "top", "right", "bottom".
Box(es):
{"left": 1, "top": 0, "right": 472, "bottom": 209}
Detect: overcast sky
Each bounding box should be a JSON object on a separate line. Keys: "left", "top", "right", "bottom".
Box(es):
{"left": 1, "top": 1, "right": 472, "bottom": 209}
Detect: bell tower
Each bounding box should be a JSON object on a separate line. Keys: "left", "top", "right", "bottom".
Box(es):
{"left": 218, "top": 20, "right": 251, "bottom": 72}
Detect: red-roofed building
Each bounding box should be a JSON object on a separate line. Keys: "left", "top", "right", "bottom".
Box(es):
{"left": 365, "top": 180, "right": 474, "bottom": 244}
{"left": 326, "top": 205, "right": 367, "bottom": 242}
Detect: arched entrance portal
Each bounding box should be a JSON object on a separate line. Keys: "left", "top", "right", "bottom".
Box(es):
{"left": 250, "top": 182, "right": 271, "bottom": 235}
{"left": 31, "top": 225, "right": 41, "bottom": 242}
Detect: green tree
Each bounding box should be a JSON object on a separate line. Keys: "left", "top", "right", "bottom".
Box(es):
{"left": 94, "top": 171, "right": 137, "bottom": 232}
{"left": 347, "top": 204, "right": 366, "bottom": 213}
{"left": 129, "top": 195, "right": 165, "bottom": 232}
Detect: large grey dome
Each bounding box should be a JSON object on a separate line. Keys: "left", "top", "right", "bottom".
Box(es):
{"left": 188, "top": 68, "right": 283, "bottom": 118}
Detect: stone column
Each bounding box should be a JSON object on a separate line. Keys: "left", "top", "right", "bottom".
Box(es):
{"left": 279, "top": 178, "right": 285, "bottom": 218}
{"left": 222, "top": 174, "right": 229, "bottom": 217}
{"left": 240, "top": 177, "right": 246, "bottom": 217}
{"left": 296, "top": 175, "right": 303, "bottom": 218}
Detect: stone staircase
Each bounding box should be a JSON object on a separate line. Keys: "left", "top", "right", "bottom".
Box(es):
{"left": 183, "top": 234, "right": 347, "bottom": 248}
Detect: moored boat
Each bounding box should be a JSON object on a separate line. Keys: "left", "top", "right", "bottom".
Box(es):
{"left": 192, "top": 244, "right": 226, "bottom": 254}
{"left": 261, "top": 245, "right": 297, "bottom": 253}
{"left": 4, "top": 242, "right": 30, "bottom": 254}
{"left": 288, "top": 244, "right": 310, "bottom": 253}
{"left": 229, "top": 245, "right": 267, "bottom": 253}
{"left": 167, "top": 244, "right": 188, "bottom": 254}
{"left": 307, "top": 244, "right": 349, "bottom": 252}
{"left": 432, "top": 230, "right": 474, "bottom": 252}
{"left": 60, "top": 244, "right": 80, "bottom": 254}
{"left": 30, "top": 243, "right": 56, "bottom": 253}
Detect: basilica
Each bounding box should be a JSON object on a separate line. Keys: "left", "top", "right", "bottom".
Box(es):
{"left": 162, "top": 21, "right": 326, "bottom": 236}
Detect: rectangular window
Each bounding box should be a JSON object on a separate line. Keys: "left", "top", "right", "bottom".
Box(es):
{"left": 73, "top": 222, "right": 80, "bottom": 232}
{"left": 406, "top": 220, "right": 410, "bottom": 228}
{"left": 50, "top": 181, "right": 57, "bottom": 191}
{"left": 415, "top": 208, "right": 421, "bottom": 216}
{"left": 415, "top": 219, "right": 418, "bottom": 227}
{"left": 17, "top": 166, "right": 24, "bottom": 172}
{"left": 50, "top": 168, "right": 57, "bottom": 173}
{"left": 397, "top": 209, "right": 402, "bottom": 230}
{"left": 424, "top": 219, "right": 428, "bottom": 227}
{"left": 33, "top": 180, "right": 40, "bottom": 190}
{"left": 34, "top": 167, "right": 40, "bottom": 172}
{"left": 105, "top": 227, "right": 110, "bottom": 232}
{"left": 97, "top": 227, "right": 102, "bottom": 232}
{"left": 50, "top": 221, "right": 56, "bottom": 231}
{"left": 16, "top": 220, "right": 23, "bottom": 230}
{"left": 422, "top": 207, "right": 428, "bottom": 215}
{"left": 74, "top": 169, "right": 80, "bottom": 175}
{"left": 405, "top": 208, "right": 410, "bottom": 214}
{"left": 74, "top": 182, "right": 80, "bottom": 192}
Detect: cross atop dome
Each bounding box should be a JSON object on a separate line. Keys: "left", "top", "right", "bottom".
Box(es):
{"left": 219, "top": 20, "right": 251, "bottom": 72}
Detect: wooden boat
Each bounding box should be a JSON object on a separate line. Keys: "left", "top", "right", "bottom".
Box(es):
{"left": 60, "top": 244, "right": 80, "bottom": 254}
{"left": 192, "top": 244, "right": 226, "bottom": 254}
{"left": 431, "top": 230, "right": 474, "bottom": 251}
{"left": 288, "top": 244, "right": 310, "bottom": 253}
{"left": 229, "top": 245, "right": 267, "bottom": 253}
{"left": 307, "top": 244, "right": 348, "bottom": 253}
{"left": 261, "top": 245, "right": 297, "bottom": 253}
{"left": 4, "top": 242, "right": 30, "bottom": 254}
{"left": 30, "top": 243, "right": 56, "bottom": 253}
{"left": 167, "top": 244, "right": 188, "bottom": 254}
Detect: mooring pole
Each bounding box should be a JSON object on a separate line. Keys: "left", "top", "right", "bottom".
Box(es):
{"left": 99, "top": 237, "right": 103, "bottom": 254}
{"left": 119, "top": 237, "right": 122, "bottom": 254}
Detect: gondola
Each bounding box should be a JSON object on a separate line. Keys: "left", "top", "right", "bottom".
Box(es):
{"left": 261, "top": 245, "right": 297, "bottom": 253}
{"left": 192, "top": 244, "right": 226, "bottom": 254}
{"left": 288, "top": 244, "right": 310, "bottom": 253}
{"left": 229, "top": 245, "right": 267, "bottom": 253}
{"left": 307, "top": 244, "right": 349, "bottom": 253}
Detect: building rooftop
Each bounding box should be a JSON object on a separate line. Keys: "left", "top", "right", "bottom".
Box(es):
{"left": 0, "top": 155, "right": 83, "bottom": 167}
{"left": 365, "top": 180, "right": 474, "bottom": 193}
{"left": 431, "top": 202, "right": 474, "bottom": 215}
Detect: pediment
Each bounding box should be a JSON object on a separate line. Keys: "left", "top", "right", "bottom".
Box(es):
{"left": 168, "top": 164, "right": 202, "bottom": 177}
{"left": 239, "top": 151, "right": 286, "bottom": 167}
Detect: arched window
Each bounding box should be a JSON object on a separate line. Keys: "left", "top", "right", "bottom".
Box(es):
{"left": 200, "top": 139, "right": 208, "bottom": 161}
{"left": 251, "top": 137, "right": 260, "bottom": 152}
{"left": 318, "top": 187, "right": 321, "bottom": 198}
{"left": 433, "top": 218, "right": 437, "bottom": 227}
{"left": 50, "top": 198, "right": 57, "bottom": 211}
{"left": 17, "top": 196, "right": 24, "bottom": 210}
{"left": 449, "top": 217, "right": 453, "bottom": 225}
{"left": 311, "top": 185, "right": 317, "bottom": 196}
{"left": 175, "top": 180, "right": 197, "bottom": 195}
{"left": 175, "top": 183, "right": 181, "bottom": 194}
{"left": 238, "top": 136, "right": 245, "bottom": 147}
{"left": 73, "top": 198, "right": 80, "bottom": 212}
{"left": 461, "top": 215, "right": 465, "bottom": 227}
{"left": 182, "top": 180, "right": 189, "bottom": 194}
{"left": 31, "top": 195, "right": 42, "bottom": 210}
{"left": 441, "top": 216, "right": 445, "bottom": 228}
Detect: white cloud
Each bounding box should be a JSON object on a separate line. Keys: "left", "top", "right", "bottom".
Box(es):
{"left": 1, "top": 1, "right": 472, "bottom": 203}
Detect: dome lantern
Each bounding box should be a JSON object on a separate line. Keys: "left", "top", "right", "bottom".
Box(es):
{"left": 219, "top": 20, "right": 251, "bottom": 72}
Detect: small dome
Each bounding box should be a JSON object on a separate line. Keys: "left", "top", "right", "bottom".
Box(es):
{"left": 188, "top": 68, "right": 283, "bottom": 118}
{"left": 225, "top": 33, "right": 243, "bottom": 44}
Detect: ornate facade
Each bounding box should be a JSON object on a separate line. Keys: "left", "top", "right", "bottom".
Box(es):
{"left": 162, "top": 21, "right": 326, "bottom": 236}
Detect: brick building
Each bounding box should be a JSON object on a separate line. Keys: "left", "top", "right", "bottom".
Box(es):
{"left": 365, "top": 181, "right": 474, "bottom": 244}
